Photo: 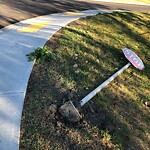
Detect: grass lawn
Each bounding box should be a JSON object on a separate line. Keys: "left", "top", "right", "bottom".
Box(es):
{"left": 20, "top": 12, "right": 150, "bottom": 150}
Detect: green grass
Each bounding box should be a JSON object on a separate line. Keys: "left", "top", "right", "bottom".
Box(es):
{"left": 20, "top": 12, "right": 150, "bottom": 150}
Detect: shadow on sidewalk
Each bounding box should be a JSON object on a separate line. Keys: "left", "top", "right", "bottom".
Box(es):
{"left": 0, "top": 0, "right": 109, "bottom": 28}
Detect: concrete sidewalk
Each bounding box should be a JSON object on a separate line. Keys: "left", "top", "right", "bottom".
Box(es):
{"left": 0, "top": 9, "right": 112, "bottom": 150}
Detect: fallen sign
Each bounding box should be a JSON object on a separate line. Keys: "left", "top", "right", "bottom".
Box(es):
{"left": 59, "top": 48, "right": 145, "bottom": 122}
{"left": 123, "top": 48, "right": 144, "bottom": 70}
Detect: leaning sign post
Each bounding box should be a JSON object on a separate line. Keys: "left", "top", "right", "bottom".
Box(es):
{"left": 59, "top": 48, "right": 145, "bottom": 122}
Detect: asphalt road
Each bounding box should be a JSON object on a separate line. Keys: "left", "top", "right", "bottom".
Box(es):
{"left": 0, "top": 0, "right": 150, "bottom": 28}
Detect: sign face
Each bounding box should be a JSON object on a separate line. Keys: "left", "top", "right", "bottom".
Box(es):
{"left": 122, "top": 48, "right": 144, "bottom": 70}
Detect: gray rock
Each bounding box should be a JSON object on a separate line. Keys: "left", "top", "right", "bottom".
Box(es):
{"left": 49, "top": 104, "right": 57, "bottom": 114}
{"left": 46, "top": 104, "right": 57, "bottom": 120}
{"left": 59, "top": 101, "right": 82, "bottom": 122}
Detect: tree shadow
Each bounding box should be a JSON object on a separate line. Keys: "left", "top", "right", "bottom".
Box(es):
{"left": 0, "top": 0, "right": 109, "bottom": 28}
{"left": 81, "top": 87, "right": 150, "bottom": 150}
{"left": 1, "top": 0, "right": 150, "bottom": 28}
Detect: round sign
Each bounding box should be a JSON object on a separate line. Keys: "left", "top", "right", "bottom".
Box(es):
{"left": 122, "top": 48, "right": 144, "bottom": 70}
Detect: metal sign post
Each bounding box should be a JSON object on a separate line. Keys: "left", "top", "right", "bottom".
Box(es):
{"left": 80, "top": 48, "right": 145, "bottom": 106}
{"left": 59, "top": 48, "right": 145, "bottom": 122}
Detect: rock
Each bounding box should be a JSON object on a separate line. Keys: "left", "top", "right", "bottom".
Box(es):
{"left": 56, "top": 121, "right": 62, "bottom": 128}
{"left": 145, "top": 101, "right": 150, "bottom": 107}
{"left": 49, "top": 104, "right": 57, "bottom": 114}
{"left": 73, "top": 64, "right": 78, "bottom": 68}
{"left": 46, "top": 104, "right": 57, "bottom": 120}
{"left": 59, "top": 101, "right": 82, "bottom": 122}
{"left": 75, "top": 70, "right": 80, "bottom": 74}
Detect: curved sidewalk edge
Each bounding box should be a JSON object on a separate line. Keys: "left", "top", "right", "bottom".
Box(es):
{"left": 0, "top": 9, "right": 113, "bottom": 150}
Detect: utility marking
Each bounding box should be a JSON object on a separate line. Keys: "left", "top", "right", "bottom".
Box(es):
{"left": 64, "top": 12, "right": 83, "bottom": 16}
{"left": 17, "top": 22, "right": 50, "bottom": 32}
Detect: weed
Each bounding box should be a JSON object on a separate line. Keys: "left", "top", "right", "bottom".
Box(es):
{"left": 26, "top": 46, "right": 55, "bottom": 63}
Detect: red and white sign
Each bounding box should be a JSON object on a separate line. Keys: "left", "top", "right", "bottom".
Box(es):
{"left": 122, "top": 48, "right": 144, "bottom": 70}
